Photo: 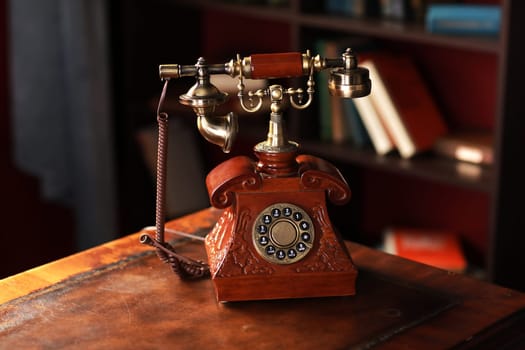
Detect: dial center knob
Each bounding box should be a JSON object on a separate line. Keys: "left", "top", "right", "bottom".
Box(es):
{"left": 270, "top": 220, "right": 298, "bottom": 247}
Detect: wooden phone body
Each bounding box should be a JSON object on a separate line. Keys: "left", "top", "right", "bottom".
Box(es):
{"left": 153, "top": 51, "right": 367, "bottom": 302}
{"left": 204, "top": 148, "right": 357, "bottom": 302}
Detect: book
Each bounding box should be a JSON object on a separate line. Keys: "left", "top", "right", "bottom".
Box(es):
{"left": 425, "top": 4, "right": 502, "bottom": 36}
{"left": 330, "top": 92, "right": 349, "bottom": 144}
{"left": 379, "top": 0, "right": 412, "bottom": 21}
{"left": 325, "top": 40, "right": 348, "bottom": 144}
{"left": 433, "top": 130, "right": 494, "bottom": 166}
{"left": 353, "top": 95, "right": 395, "bottom": 155}
{"left": 325, "top": 0, "right": 351, "bottom": 16}
{"left": 361, "top": 53, "right": 448, "bottom": 159}
{"left": 315, "top": 39, "right": 391, "bottom": 154}
{"left": 382, "top": 227, "right": 467, "bottom": 273}
{"left": 342, "top": 98, "right": 371, "bottom": 148}
{"left": 316, "top": 37, "right": 375, "bottom": 144}
{"left": 325, "top": 0, "right": 380, "bottom": 18}
{"left": 336, "top": 38, "right": 378, "bottom": 147}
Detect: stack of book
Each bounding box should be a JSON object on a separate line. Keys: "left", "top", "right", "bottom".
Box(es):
{"left": 315, "top": 37, "right": 375, "bottom": 148}
{"left": 315, "top": 40, "right": 495, "bottom": 164}
{"left": 356, "top": 52, "right": 448, "bottom": 158}
{"left": 316, "top": 43, "right": 448, "bottom": 159}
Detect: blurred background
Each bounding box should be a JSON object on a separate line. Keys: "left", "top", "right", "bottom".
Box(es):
{"left": 1, "top": 0, "right": 210, "bottom": 277}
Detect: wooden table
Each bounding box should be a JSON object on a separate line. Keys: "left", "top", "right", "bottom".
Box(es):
{"left": 1, "top": 208, "right": 524, "bottom": 349}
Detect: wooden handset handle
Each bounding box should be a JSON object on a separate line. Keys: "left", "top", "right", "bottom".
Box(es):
{"left": 248, "top": 52, "right": 306, "bottom": 79}
{"left": 159, "top": 52, "right": 313, "bottom": 80}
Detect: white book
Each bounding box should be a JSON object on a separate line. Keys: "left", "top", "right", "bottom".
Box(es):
{"left": 353, "top": 96, "right": 395, "bottom": 155}
{"left": 361, "top": 60, "right": 415, "bottom": 158}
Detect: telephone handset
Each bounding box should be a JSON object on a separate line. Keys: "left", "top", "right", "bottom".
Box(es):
{"left": 140, "top": 49, "right": 371, "bottom": 302}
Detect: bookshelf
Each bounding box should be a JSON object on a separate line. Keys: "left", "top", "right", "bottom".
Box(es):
{"left": 167, "top": 0, "right": 524, "bottom": 291}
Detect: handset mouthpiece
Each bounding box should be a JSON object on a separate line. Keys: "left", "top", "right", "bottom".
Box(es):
{"left": 159, "top": 64, "right": 181, "bottom": 79}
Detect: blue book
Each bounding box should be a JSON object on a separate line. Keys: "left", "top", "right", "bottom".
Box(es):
{"left": 425, "top": 4, "right": 501, "bottom": 36}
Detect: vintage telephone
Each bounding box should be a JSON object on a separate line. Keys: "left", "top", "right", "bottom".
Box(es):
{"left": 140, "top": 49, "right": 371, "bottom": 302}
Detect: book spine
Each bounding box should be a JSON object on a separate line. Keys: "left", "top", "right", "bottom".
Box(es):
{"left": 426, "top": 5, "right": 501, "bottom": 35}
{"left": 353, "top": 96, "right": 394, "bottom": 155}
{"left": 342, "top": 99, "right": 370, "bottom": 147}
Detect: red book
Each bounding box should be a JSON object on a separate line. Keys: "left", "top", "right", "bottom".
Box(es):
{"left": 383, "top": 227, "right": 467, "bottom": 273}
{"left": 361, "top": 53, "right": 448, "bottom": 158}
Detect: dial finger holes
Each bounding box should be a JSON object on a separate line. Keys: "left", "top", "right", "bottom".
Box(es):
{"left": 252, "top": 203, "right": 314, "bottom": 265}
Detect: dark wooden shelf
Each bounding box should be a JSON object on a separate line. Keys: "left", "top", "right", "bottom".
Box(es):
{"left": 299, "top": 141, "right": 495, "bottom": 194}
{"left": 178, "top": 0, "right": 500, "bottom": 54}
{"left": 170, "top": 0, "right": 525, "bottom": 293}
{"left": 298, "top": 14, "right": 500, "bottom": 53}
